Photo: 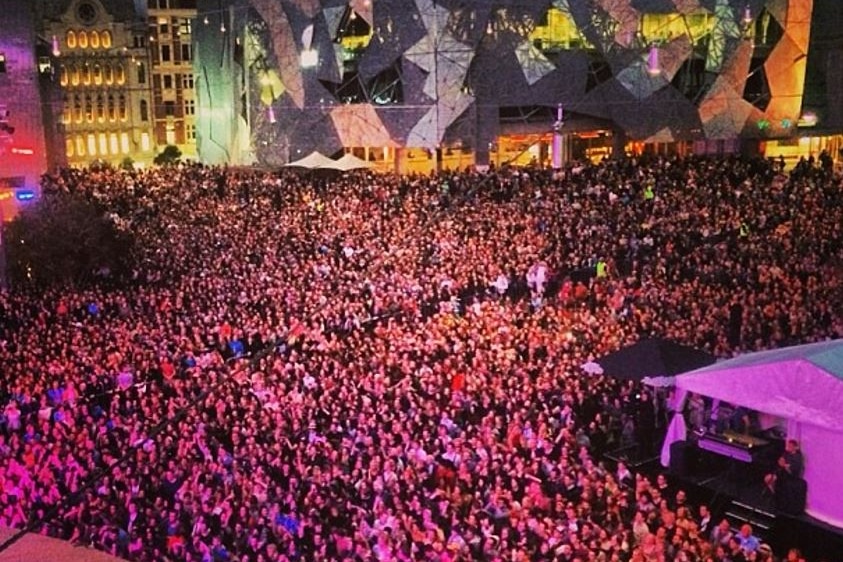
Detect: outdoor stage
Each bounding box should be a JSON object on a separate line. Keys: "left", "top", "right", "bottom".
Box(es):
{"left": 667, "top": 450, "right": 843, "bottom": 560}
{"left": 603, "top": 432, "right": 843, "bottom": 560}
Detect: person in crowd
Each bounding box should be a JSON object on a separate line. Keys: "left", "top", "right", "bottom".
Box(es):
{"left": 765, "top": 438, "right": 805, "bottom": 494}
{"left": 0, "top": 154, "right": 837, "bottom": 561}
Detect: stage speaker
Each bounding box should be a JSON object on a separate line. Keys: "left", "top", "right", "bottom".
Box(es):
{"left": 669, "top": 441, "right": 696, "bottom": 477}
{"left": 776, "top": 477, "right": 807, "bottom": 516}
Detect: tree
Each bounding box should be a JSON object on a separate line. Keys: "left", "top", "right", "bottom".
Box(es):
{"left": 3, "top": 193, "right": 134, "bottom": 288}
{"left": 154, "top": 144, "right": 182, "bottom": 166}
{"left": 120, "top": 156, "right": 135, "bottom": 170}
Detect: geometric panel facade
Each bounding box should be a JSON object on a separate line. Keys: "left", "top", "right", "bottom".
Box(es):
{"left": 195, "top": 0, "right": 814, "bottom": 164}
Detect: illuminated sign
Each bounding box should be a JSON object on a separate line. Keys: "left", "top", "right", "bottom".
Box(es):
{"left": 10, "top": 147, "right": 34, "bottom": 156}
{"left": 15, "top": 190, "right": 36, "bottom": 201}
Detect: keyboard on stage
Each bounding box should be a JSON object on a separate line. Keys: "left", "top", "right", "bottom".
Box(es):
{"left": 697, "top": 431, "right": 771, "bottom": 463}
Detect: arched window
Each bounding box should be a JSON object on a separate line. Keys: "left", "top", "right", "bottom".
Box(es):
{"left": 70, "top": 64, "right": 80, "bottom": 86}
{"left": 104, "top": 63, "right": 113, "bottom": 85}
{"left": 78, "top": 31, "right": 88, "bottom": 49}
{"left": 62, "top": 95, "right": 72, "bottom": 124}
{"left": 87, "top": 134, "right": 97, "bottom": 156}
{"left": 66, "top": 30, "right": 77, "bottom": 49}
{"left": 93, "top": 63, "right": 102, "bottom": 85}
{"left": 60, "top": 65, "right": 68, "bottom": 86}
{"left": 73, "top": 95, "right": 83, "bottom": 123}
{"left": 137, "top": 62, "right": 146, "bottom": 84}
{"left": 66, "top": 138, "right": 75, "bottom": 158}
{"left": 140, "top": 99, "right": 149, "bottom": 121}
{"left": 101, "top": 30, "right": 112, "bottom": 48}
{"left": 90, "top": 31, "right": 100, "bottom": 49}
{"left": 76, "top": 135, "right": 86, "bottom": 157}
{"left": 82, "top": 64, "right": 91, "bottom": 85}
{"left": 115, "top": 64, "right": 125, "bottom": 85}
{"left": 118, "top": 94, "right": 127, "bottom": 121}
{"left": 107, "top": 94, "right": 115, "bottom": 121}
{"left": 84, "top": 95, "right": 94, "bottom": 122}
{"left": 96, "top": 94, "right": 105, "bottom": 122}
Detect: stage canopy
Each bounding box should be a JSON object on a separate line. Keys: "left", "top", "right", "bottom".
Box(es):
{"left": 672, "top": 339, "right": 843, "bottom": 528}
{"left": 596, "top": 337, "right": 716, "bottom": 382}
{"left": 283, "top": 151, "right": 336, "bottom": 169}
{"left": 0, "top": 525, "right": 123, "bottom": 562}
{"left": 331, "top": 153, "right": 374, "bottom": 171}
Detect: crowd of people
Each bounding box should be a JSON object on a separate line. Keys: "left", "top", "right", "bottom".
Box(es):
{"left": 0, "top": 153, "right": 840, "bottom": 561}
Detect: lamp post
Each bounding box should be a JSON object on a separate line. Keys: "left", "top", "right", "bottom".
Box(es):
{"left": 552, "top": 103, "right": 564, "bottom": 169}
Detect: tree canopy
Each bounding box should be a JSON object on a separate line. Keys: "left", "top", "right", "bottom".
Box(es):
{"left": 3, "top": 193, "right": 134, "bottom": 288}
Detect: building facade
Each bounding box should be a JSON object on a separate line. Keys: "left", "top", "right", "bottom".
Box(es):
{"left": 196, "top": 0, "right": 815, "bottom": 170}
{"left": 0, "top": 0, "right": 57, "bottom": 215}
{"left": 43, "top": 0, "right": 157, "bottom": 168}
{"left": 147, "top": 0, "right": 198, "bottom": 159}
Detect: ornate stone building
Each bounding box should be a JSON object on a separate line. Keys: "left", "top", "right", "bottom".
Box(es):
{"left": 43, "top": 0, "right": 156, "bottom": 167}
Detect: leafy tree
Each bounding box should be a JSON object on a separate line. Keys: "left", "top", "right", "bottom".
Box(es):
{"left": 3, "top": 193, "right": 134, "bottom": 288}
{"left": 154, "top": 144, "right": 182, "bottom": 166}
{"left": 120, "top": 156, "right": 135, "bottom": 170}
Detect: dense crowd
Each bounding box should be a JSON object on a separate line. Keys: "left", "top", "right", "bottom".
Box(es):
{"left": 0, "top": 154, "right": 840, "bottom": 562}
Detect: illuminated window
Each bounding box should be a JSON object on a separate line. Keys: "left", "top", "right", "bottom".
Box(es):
{"left": 185, "top": 123, "right": 195, "bottom": 141}
{"left": 76, "top": 135, "right": 86, "bottom": 157}
{"left": 84, "top": 95, "right": 94, "bottom": 122}
{"left": 107, "top": 94, "right": 115, "bottom": 121}
{"left": 96, "top": 94, "right": 105, "bottom": 122}
{"left": 66, "top": 30, "right": 77, "bottom": 49}
{"left": 82, "top": 64, "right": 91, "bottom": 85}
{"left": 336, "top": 7, "right": 373, "bottom": 60}
{"left": 118, "top": 94, "right": 127, "bottom": 121}
{"left": 87, "top": 134, "right": 97, "bottom": 156}
{"left": 90, "top": 31, "right": 100, "bottom": 49}
{"left": 165, "top": 124, "right": 176, "bottom": 145}
{"left": 98, "top": 133, "right": 108, "bottom": 155}
{"left": 116, "top": 64, "right": 125, "bottom": 84}
{"left": 109, "top": 133, "right": 119, "bottom": 155}
{"left": 141, "top": 132, "right": 151, "bottom": 152}
{"left": 101, "top": 30, "right": 112, "bottom": 48}
{"left": 120, "top": 132, "right": 130, "bottom": 154}
{"left": 529, "top": 6, "right": 590, "bottom": 52}
{"left": 104, "top": 63, "right": 113, "bottom": 85}
{"left": 93, "top": 63, "right": 102, "bottom": 85}
{"left": 60, "top": 65, "right": 68, "bottom": 86}
{"left": 73, "top": 95, "right": 83, "bottom": 123}
{"left": 62, "top": 95, "right": 72, "bottom": 124}
{"left": 78, "top": 31, "right": 89, "bottom": 49}
{"left": 70, "top": 64, "right": 80, "bottom": 86}
{"left": 66, "top": 138, "right": 75, "bottom": 158}
{"left": 640, "top": 11, "right": 714, "bottom": 44}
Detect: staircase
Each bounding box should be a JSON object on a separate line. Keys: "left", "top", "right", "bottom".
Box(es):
{"left": 724, "top": 499, "right": 777, "bottom": 542}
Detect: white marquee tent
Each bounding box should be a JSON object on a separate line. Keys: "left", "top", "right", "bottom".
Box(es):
{"left": 665, "top": 339, "right": 843, "bottom": 528}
